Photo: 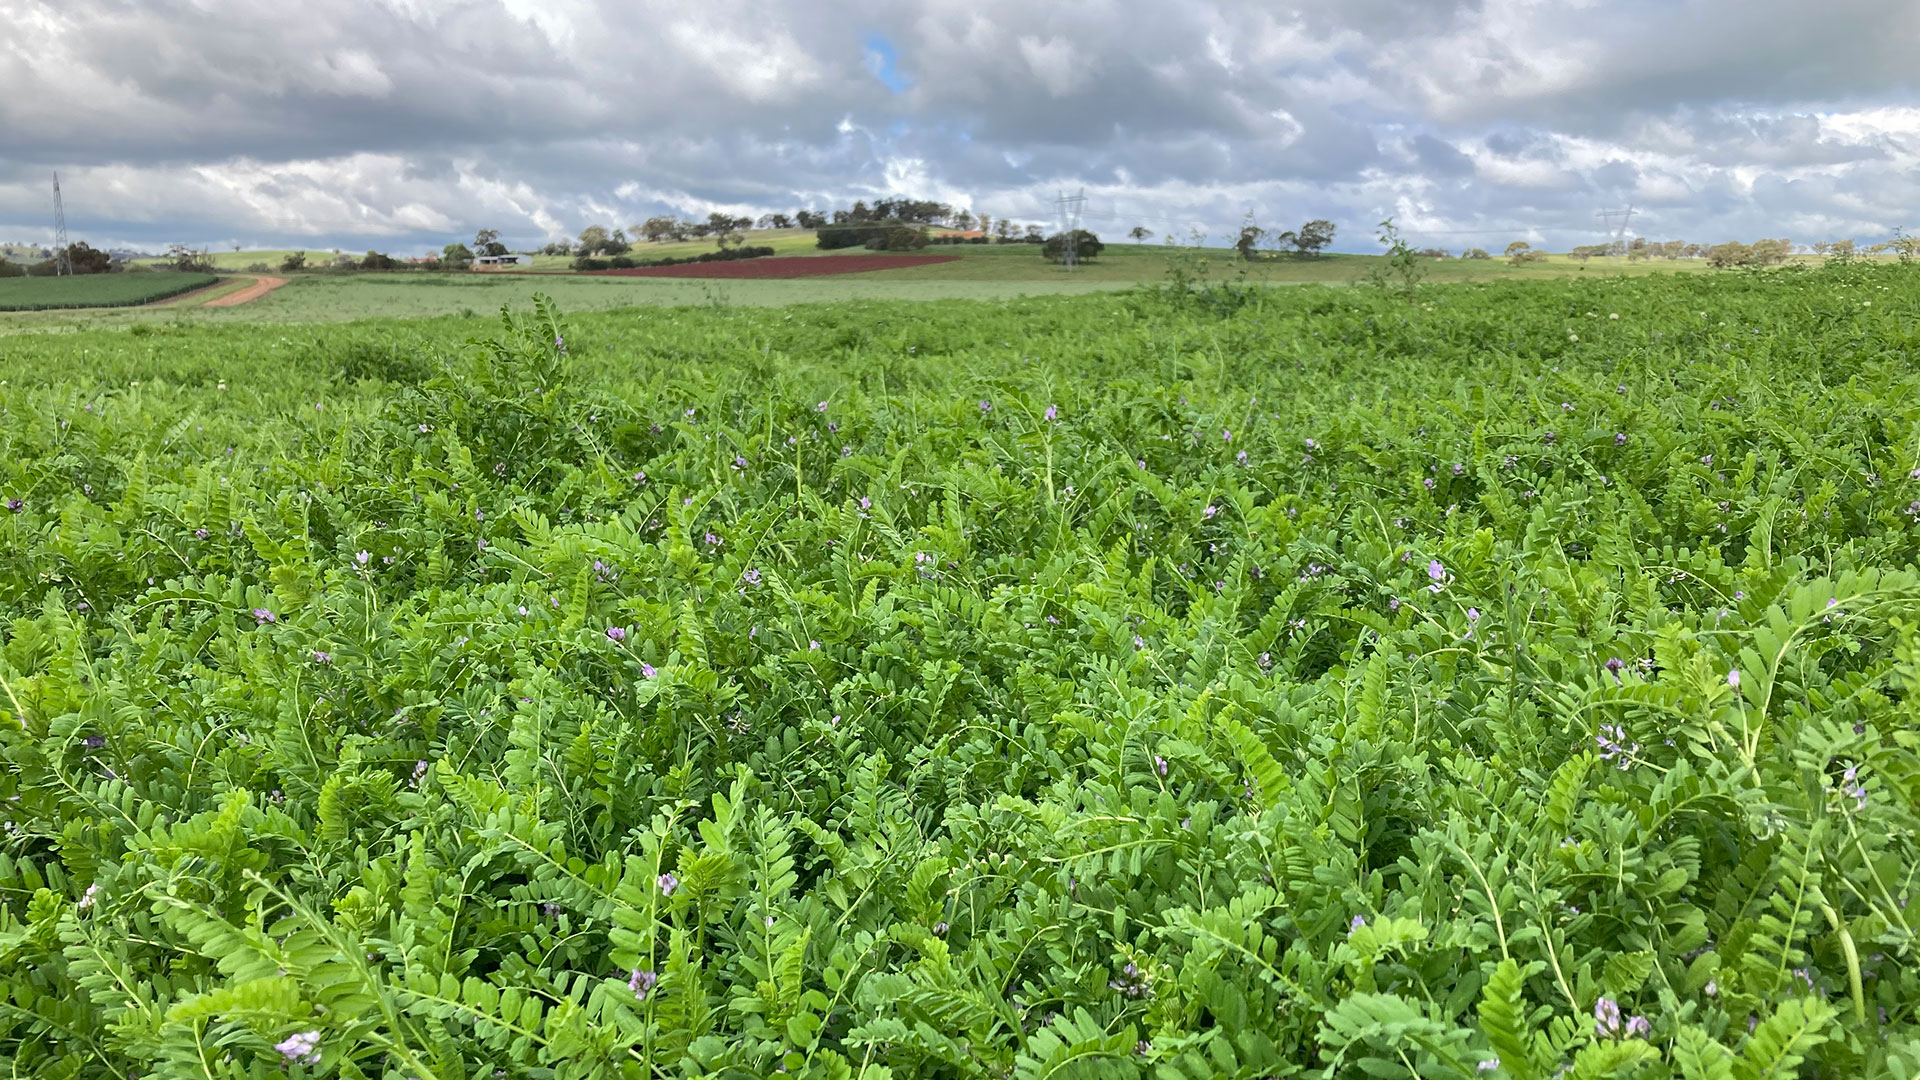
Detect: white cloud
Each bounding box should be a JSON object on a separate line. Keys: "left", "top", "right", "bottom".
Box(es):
{"left": 2, "top": 0, "right": 1918, "bottom": 254}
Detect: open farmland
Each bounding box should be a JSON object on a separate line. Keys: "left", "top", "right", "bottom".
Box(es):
{"left": 1, "top": 267, "right": 1918, "bottom": 1077}
{"left": 0, "top": 272, "right": 219, "bottom": 311}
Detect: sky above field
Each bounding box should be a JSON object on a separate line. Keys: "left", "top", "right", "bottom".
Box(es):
{"left": 2, "top": 0, "right": 1917, "bottom": 257}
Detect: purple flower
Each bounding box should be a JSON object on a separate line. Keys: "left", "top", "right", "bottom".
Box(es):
{"left": 1044, "top": 404, "right": 1058, "bottom": 421}
{"left": 554, "top": 335, "right": 566, "bottom": 355}
{"left": 742, "top": 568, "right": 761, "bottom": 586}
{"left": 1349, "top": 915, "right": 1367, "bottom": 932}
{"left": 1728, "top": 669, "right": 1741, "bottom": 690}
{"left": 1594, "top": 996, "right": 1623, "bottom": 1037}
{"left": 1428, "top": 560, "right": 1445, "bottom": 582}
{"left": 1236, "top": 450, "right": 1248, "bottom": 465}
{"left": 1133, "top": 634, "right": 1145, "bottom": 650}
{"left": 355, "top": 550, "right": 371, "bottom": 566}
{"left": 978, "top": 400, "right": 992, "bottom": 413}
{"left": 1614, "top": 432, "right": 1628, "bottom": 446}
{"left": 606, "top": 626, "right": 626, "bottom": 643}
{"left": 275, "top": 1030, "right": 322, "bottom": 1065}
{"left": 1595, "top": 723, "right": 1639, "bottom": 768}
{"left": 704, "top": 531, "right": 721, "bottom": 547}
{"left": 1467, "top": 607, "right": 1479, "bottom": 621}
{"left": 627, "top": 968, "right": 657, "bottom": 1001}
{"left": 82, "top": 734, "right": 106, "bottom": 749}
{"left": 1605, "top": 657, "right": 1624, "bottom": 675}
{"left": 251, "top": 608, "right": 276, "bottom": 624}
{"left": 816, "top": 401, "right": 829, "bottom": 412}
{"left": 4, "top": 498, "right": 20, "bottom": 513}
{"left": 1154, "top": 755, "right": 1168, "bottom": 777}
{"left": 1625, "top": 1015, "right": 1651, "bottom": 1038}
{"left": 1203, "top": 505, "right": 1218, "bottom": 519}
{"left": 313, "top": 650, "right": 333, "bottom": 665}
{"left": 1222, "top": 429, "right": 1232, "bottom": 442}
{"left": 640, "top": 662, "right": 657, "bottom": 678}
{"left": 657, "top": 872, "right": 679, "bottom": 896}
{"left": 1477, "top": 1059, "right": 1500, "bottom": 1073}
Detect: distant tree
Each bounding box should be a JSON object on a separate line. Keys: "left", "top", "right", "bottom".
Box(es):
{"left": 632, "top": 216, "right": 671, "bottom": 243}
{"left": 953, "top": 210, "right": 976, "bottom": 231}
{"left": 865, "top": 225, "right": 930, "bottom": 252}
{"left": 1749, "top": 238, "right": 1792, "bottom": 266}
{"left": 1042, "top": 229, "right": 1104, "bottom": 263}
{"left": 441, "top": 242, "right": 474, "bottom": 270}
{"left": 770, "top": 213, "right": 794, "bottom": 229}
{"left": 1705, "top": 241, "right": 1752, "bottom": 268}
{"left": 280, "top": 251, "right": 308, "bottom": 272}
{"left": 1024, "top": 224, "right": 1045, "bottom": 242}
{"left": 794, "top": 210, "right": 825, "bottom": 229}
{"left": 1461, "top": 247, "right": 1491, "bottom": 260}
{"left": 848, "top": 201, "right": 873, "bottom": 223}
{"left": 977, "top": 214, "right": 992, "bottom": 238}
{"left": 1417, "top": 248, "right": 1452, "bottom": 259}
{"left": 577, "top": 226, "right": 630, "bottom": 256}
{"left": 1504, "top": 241, "right": 1543, "bottom": 265}
{"left": 1234, "top": 222, "right": 1267, "bottom": 261}
{"left": 1292, "top": 219, "right": 1336, "bottom": 256}
{"left": 55, "top": 242, "right": 113, "bottom": 274}
{"left": 1128, "top": 226, "right": 1152, "bottom": 242}
{"left": 360, "top": 250, "right": 399, "bottom": 270}
{"left": 0, "top": 258, "right": 22, "bottom": 278}
{"left": 993, "top": 220, "right": 1015, "bottom": 241}
{"left": 474, "top": 229, "right": 508, "bottom": 257}
{"left": 167, "top": 244, "right": 215, "bottom": 273}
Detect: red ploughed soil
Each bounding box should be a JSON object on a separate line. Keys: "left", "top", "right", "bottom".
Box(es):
{"left": 584, "top": 255, "right": 960, "bottom": 279}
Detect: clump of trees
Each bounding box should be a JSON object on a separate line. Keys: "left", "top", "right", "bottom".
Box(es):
{"left": 1234, "top": 218, "right": 1337, "bottom": 260}
{"left": 1705, "top": 238, "right": 1793, "bottom": 268}
{"left": 1042, "top": 230, "right": 1104, "bottom": 263}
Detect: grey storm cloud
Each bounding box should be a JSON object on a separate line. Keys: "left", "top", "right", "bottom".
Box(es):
{"left": 1, "top": 0, "right": 1917, "bottom": 255}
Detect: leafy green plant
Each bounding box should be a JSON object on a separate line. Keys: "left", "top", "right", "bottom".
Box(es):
{"left": 0, "top": 268, "right": 1917, "bottom": 1077}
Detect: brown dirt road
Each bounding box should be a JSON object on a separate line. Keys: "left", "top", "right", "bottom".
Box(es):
{"left": 202, "top": 275, "right": 288, "bottom": 307}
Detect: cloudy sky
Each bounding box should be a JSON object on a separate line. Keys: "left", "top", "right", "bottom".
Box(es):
{"left": 3, "top": 0, "right": 1916, "bottom": 255}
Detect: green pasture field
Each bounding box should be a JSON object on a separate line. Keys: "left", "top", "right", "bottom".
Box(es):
{"left": 127, "top": 250, "right": 311, "bottom": 270}
{"left": 0, "top": 271, "right": 219, "bottom": 311}
{"left": 2, "top": 244, "right": 1813, "bottom": 328}
{"left": 1, "top": 265, "right": 1918, "bottom": 1076}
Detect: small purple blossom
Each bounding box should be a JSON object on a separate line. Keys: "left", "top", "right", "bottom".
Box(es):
{"left": 313, "top": 650, "right": 333, "bottom": 665}
{"left": 640, "top": 662, "right": 657, "bottom": 678}
{"left": 1203, "top": 505, "right": 1218, "bottom": 519}
{"left": 4, "top": 498, "right": 20, "bottom": 513}
{"left": 742, "top": 568, "right": 761, "bottom": 586}
{"left": 275, "top": 1030, "right": 322, "bottom": 1065}
{"left": 1614, "top": 432, "right": 1628, "bottom": 446}
{"left": 657, "top": 872, "right": 679, "bottom": 896}
{"left": 1594, "top": 997, "right": 1623, "bottom": 1037}
{"left": 606, "top": 626, "right": 627, "bottom": 643}
{"left": 1044, "top": 404, "right": 1058, "bottom": 421}
{"left": 1349, "top": 915, "right": 1367, "bottom": 932}
{"left": 82, "top": 734, "right": 106, "bottom": 749}
{"left": 355, "top": 549, "right": 371, "bottom": 566}
{"left": 1605, "top": 657, "right": 1624, "bottom": 675}
{"left": 1728, "top": 669, "right": 1741, "bottom": 690}
{"left": 251, "top": 608, "right": 277, "bottom": 624}
{"left": 816, "top": 401, "right": 829, "bottom": 412}
{"left": 1154, "top": 755, "right": 1168, "bottom": 777}
{"left": 978, "top": 400, "right": 992, "bottom": 413}
{"left": 1596, "top": 723, "right": 1639, "bottom": 768}
{"left": 627, "top": 968, "right": 658, "bottom": 1000}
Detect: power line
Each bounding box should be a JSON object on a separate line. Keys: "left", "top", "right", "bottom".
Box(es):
{"left": 52, "top": 173, "right": 71, "bottom": 277}
{"left": 1595, "top": 205, "right": 1635, "bottom": 253}
{"left": 1055, "top": 188, "right": 1086, "bottom": 269}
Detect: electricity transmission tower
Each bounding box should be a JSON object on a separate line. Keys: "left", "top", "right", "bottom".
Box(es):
{"left": 52, "top": 173, "right": 72, "bottom": 276}
{"left": 1055, "top": 188, "right": 1086, "bottom": 270}
{"left": 1595, "top": 205, "right": 1634, "bottom": 256}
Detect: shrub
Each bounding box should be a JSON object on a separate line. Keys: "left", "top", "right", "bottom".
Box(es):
{"left": 280, "top": 251, "right": 309, "bottom": 272}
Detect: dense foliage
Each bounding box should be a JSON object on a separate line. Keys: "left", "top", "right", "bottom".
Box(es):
{"left": 0, "top": 272, "right": 218, "bottom": 311}
{"left": 2, "top": 266, "right": 1919, "bottom": 1078}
